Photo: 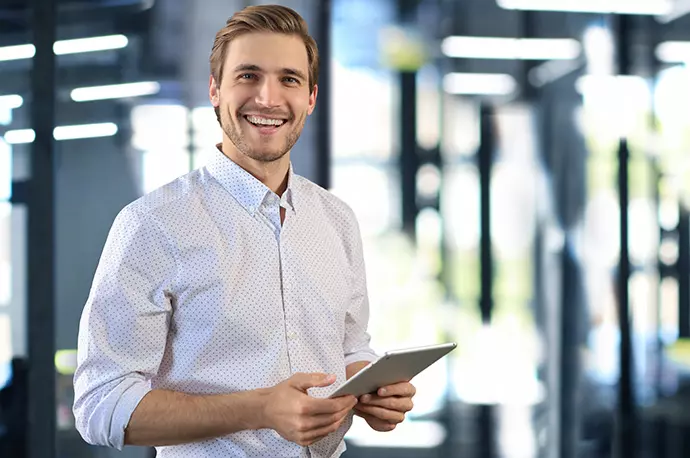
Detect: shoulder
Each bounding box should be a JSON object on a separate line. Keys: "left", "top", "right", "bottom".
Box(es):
{"left": 292, "top": 174, "right": 358, "bottom": 225}
{"left": 120, "top": 168, "right": 205, "bottom": 225}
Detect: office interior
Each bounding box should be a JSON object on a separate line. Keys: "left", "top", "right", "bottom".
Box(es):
{"left": 3, "top": 0, "right": 690, "bottom": 457}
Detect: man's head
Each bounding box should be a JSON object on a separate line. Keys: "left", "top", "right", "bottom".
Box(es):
{"left": 209, "top": 5, "right": 318, "bottom": 164}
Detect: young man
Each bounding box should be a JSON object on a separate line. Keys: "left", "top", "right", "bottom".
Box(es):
{"left": 73, "top": 5, "right": 415, "bottom": 457}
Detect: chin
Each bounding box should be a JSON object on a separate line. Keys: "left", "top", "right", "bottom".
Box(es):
{"left": 245, "top": 149, "right": 288, "bottom": 163}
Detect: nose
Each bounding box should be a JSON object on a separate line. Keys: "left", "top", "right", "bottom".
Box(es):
{"left": 255, "top": 78, "right": 283, "bottom": 108}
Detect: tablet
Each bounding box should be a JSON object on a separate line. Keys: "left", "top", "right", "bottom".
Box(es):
{"left": 328, "top": 342, "right": 457, "bottom": 398}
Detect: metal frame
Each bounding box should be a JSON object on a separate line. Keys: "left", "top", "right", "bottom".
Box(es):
{"left": 27, "top": 0, "right": 57, "bottom": 457}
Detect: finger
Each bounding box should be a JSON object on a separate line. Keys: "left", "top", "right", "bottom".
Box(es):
{"left": 356, "top": 412, "right": 397, "bottom": 432}
{"left": 304, "top": 395, "right": 357, "bottom": 415}
{"left": 359, "top": 395, "right": 413, "bottom": 412}
{"left": 308, "top": 404, "right": 353, "bottom": 430}
{"left": 353, "top": 405, "right": 405, "bottom": 424}
{"left": 300, "top": 415, "right": 348, "bottom": 444}
{"left": 377, "top": 382, "right": 416, "bottom": 398}
{"left": 290, "top": 373, "right": 336, "bottom": 391}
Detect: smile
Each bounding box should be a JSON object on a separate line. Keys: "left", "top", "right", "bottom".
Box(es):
{"left": 243, "top": 114, "right": 287, "bottom": 128}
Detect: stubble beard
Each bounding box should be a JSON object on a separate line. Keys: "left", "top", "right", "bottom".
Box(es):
{"left": 216, "top": 105, "right": 306, "bottom": 163}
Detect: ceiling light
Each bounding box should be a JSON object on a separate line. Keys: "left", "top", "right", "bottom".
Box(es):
{"left": 0, "top": 95, "right": 23, "bottom": 109}
{"left": 443, "top": 73, "right": 517, "bottom": 95}
{"left": 71, "top": 82, "right": 161, "bottom": 102}
{"left": 496, "top": 0, "right": 672, "bottom": 15}
{"left": 442, "top": 36, "right": 581, "bottom": 60}
{"left": 4, "top": 129, "right": 35, "bottom": 145}
{"left": 53, "top": 34, "right": 128, "bottom": 55}
{"left": 54, "top": 123, "right": 118, "bottom": 140}
{"left": 656, "top": 41, "right": 690, "bottom": 63}
{"left": 0, "top": 44, "right": 35, "bottom": 62}
{"left": 3, "top": 123, "right": 118, "bottom": 144}
{"left": 0, "top": 34, "right": 128, "bottom": 62}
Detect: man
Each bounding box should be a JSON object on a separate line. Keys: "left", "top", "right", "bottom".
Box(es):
{"left": 73, "top": 5, "right": 415, "bottom": 457}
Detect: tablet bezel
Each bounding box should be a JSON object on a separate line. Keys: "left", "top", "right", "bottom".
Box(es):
{"left": 327, "top": 342, "right": 457, "bottom": 399}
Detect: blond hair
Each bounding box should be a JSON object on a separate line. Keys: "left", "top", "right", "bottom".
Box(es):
{"left": 210, "top": 4, "right": 319, "bottom": 93}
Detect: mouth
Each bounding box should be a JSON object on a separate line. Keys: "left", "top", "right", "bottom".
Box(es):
{"left": 242, "top": 114, "right": 288, "bottom": 135}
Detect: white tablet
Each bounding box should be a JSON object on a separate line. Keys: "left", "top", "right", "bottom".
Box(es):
{"left": 328, "top": 342, "right": 457, "bottom": 398}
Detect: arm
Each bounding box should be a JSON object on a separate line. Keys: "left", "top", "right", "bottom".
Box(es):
{"left": 73, "top": 206, "right": 178, "bottom": 449}
{"left": 342, "top": 218, "right": 379, "bottom": 367}
{"left": 124, "top": 389, "right": 267, "bottom": 446}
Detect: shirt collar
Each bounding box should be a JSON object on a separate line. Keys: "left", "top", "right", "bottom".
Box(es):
{"left": 206, "top": 145, "right": 296, "bottom": 215}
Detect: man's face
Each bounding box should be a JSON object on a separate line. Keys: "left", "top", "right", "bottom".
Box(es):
{"left": 210, "top": 32, "right": 317, "bottom": 163}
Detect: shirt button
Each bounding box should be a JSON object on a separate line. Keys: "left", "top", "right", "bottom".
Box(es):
{"left": 287, "top": 331, "right": 297, "bottom": 340}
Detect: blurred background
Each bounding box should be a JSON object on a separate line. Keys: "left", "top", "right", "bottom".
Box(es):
{"left": 3, "top": 0, "right": 690, "bottom": 457}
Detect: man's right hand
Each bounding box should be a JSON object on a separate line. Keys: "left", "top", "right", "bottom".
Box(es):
{"left": 262, "top": 373, "right": 357, "bottom": 446}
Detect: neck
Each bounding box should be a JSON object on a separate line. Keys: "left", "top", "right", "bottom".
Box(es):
{"left": 219, "top": 139, "right": 290, "bottom": 196}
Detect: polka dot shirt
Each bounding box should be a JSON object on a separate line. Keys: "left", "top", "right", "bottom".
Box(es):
{"left": 73, "top": 147, "right": 379, "bottom": 458}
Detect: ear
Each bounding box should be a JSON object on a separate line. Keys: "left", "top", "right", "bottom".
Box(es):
{"left": 307, "top": 84, "right": 318, "bottom": 116}
{"left": 209, "top": 75, "right": 220, "bottom": 107}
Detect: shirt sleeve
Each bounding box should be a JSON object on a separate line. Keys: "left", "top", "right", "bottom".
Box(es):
{"left": 72, "top": 205, "right": 177, "bottom": 450}
{"left": 343, "top": 217, "right": 379, "bottom": 366}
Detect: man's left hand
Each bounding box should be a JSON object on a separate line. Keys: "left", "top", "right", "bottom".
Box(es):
{"left": 353, "top": 382, "right": 415, "bottom": 432}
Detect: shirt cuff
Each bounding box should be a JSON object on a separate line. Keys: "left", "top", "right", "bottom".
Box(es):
{"left": 109, "top": 381, "right": 152, "bottom": 450}
{"left": 344, "top": 350, "right": 379, "bottom": 367}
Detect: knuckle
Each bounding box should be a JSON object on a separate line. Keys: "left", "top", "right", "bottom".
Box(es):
{"left": 296, "top": 420, "right": 310, "bottom": 432}
{"left": 298, "top": 404, "right": 310, "bottom": 415}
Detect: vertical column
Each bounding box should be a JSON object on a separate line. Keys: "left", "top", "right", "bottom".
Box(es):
{"left": 615, "top": 14, "right": 637, "bottom": 458}
{"left": 476, "top": 103, "right": 496, "bottom": 458}
{"left": 314, "top": 0, "right": 332, "bottom": 189}
{"left": 28, "top": 0, "right": 57, "bottom": 456}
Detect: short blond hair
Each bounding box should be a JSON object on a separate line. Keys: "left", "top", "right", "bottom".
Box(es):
{"left": 210, "top": 4, "right": 319, "bottom": 93}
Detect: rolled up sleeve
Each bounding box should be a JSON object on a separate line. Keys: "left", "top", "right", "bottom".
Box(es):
{"left": 73, "top": 205, "right": 176, "bottom": 450}
{"left": 343, "top": 219, "right": 379, "bottom": 366}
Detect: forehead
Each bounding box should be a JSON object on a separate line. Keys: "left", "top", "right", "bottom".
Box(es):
{"left": 224, "top": 32, "right": 309, "bottom": 74}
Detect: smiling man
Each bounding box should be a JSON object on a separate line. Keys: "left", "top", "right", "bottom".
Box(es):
{"left": 72, "top": 4, "right": 415, "bottom": 458}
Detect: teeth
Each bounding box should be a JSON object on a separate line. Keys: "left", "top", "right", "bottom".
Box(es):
{"left": 246, "top": 115, "right": 285, "bottom": 126}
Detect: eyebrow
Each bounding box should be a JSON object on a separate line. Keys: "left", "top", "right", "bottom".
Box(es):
{"left": 233, "top": 64, "right": 307, "bottom": 82}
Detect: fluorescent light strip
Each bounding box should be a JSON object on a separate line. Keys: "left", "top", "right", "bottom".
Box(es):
{"left": 443, "top": 73, "right": 517, "bottom": 95}
{"left": 442, "top": 36, "right": 581, "bottom": 60}
{"left": 0, "top": 95, "right": 23, "bottom": 109}
{"left": 0, "top": 44, "right": 35, "bottom": 62}
{"left": 0, "top": 34, "right": 128, "bottom": 62}
{"left": 71, "top": 82, "right": 161, "bottom": 102}
{"left": 575, "top": 75, "right": 648, "bottom": 95}
{"left": 53, "top": 35, "right": 128, "bottom": 55}
{"left": 656, "top": 41, "right": 690, "bottom": 63}
{"left": 497, "top": 0, "right": 672, "bottom": 15}
{"left": 4, "top": 129, "right": 35, "bottom": 144}
{"left": 3, "top": 123, "right": 118, "bottom": 144}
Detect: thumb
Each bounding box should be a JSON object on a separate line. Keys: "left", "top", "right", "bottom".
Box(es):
{"left": 290, "top": 373, "right": 336, "bottom": 391}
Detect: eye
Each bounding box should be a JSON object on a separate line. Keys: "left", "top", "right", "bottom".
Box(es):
{"left": 283, "top": 77, "right": 299, "bottom": 84}
{"left": 239, "top": 73, "right": 257, "bottom": 80}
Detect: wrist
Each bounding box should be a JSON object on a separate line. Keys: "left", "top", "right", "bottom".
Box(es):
{"left": 251, "top": 387, "right": 273, "bottom": 430}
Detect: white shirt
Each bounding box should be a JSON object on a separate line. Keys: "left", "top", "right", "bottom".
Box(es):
{"left": 73, "top": 147, "right": 379, "bottom": 458}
